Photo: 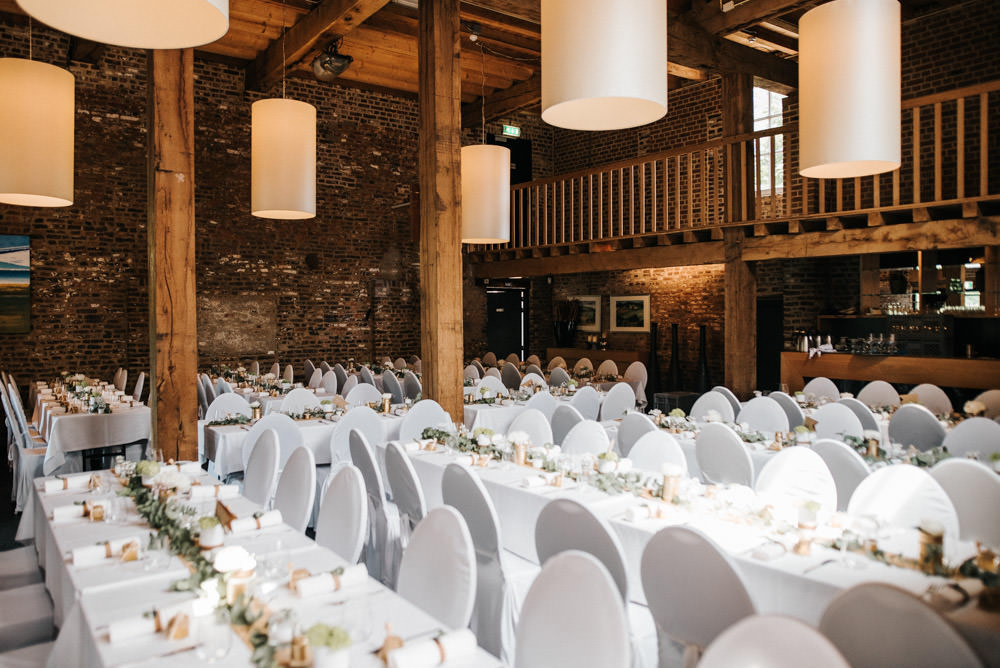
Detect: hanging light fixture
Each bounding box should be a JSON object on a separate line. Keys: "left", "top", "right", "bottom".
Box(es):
{"left": 0, "top": 21, "right": 74, "bottom": 207}
{"left": 461, "top": 45, "right": 510, "bottom": 244}
{"left": 541, "top": 0, "right": 667, "bottom": 131}
{"left": 251, "top": 2, "right": 316, "bottom": 220}
{"left": 799, "top": 0, "right": 901, "bottom": 178}
{"left": 16, "top": 0, "right": 228, "bottom": 50}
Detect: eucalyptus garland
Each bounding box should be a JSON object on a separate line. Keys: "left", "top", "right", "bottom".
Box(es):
{"left": 207, "top": 414, "right": 251, "bottom": 427}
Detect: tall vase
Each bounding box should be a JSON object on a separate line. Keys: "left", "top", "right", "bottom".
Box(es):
{"left": 553, "top": 321, "right": 576, "bottom": 347}
{"left": 696, "top": 324, "right": 711, "bottom": 392}
{"left": 666, "top": 323, "right": 681, "bottom": 390}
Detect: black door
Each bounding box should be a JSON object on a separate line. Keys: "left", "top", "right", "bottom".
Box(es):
{"left": 487, "top": 289, "right": 526, "bottom": 359}
{"left": 488, "top": 133, "right": 533, "bottom": 185}
{"left": 756, "top": 296, "right": 784, "bottom": 391}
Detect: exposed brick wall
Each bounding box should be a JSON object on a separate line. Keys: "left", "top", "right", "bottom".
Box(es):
{"left": 757, "top": 256, "right": 861, "bottom": 341}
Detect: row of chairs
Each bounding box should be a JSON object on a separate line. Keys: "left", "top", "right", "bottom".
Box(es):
{"left": 801, "top": 376, "right": 1000, "bottom": 419}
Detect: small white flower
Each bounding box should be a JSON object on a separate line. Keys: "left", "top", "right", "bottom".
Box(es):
{"left": 862, "top": 430, "right": 881, "bottom": 441}
{"left": 705, "top": 409, "right": 722, "bottom": 422}
{"left": 507, "top": 431, "right": 531, "bottom": 446}
{"left": 660, "top": 463, "right": 685, "bottom": 477}
{"left": 213, "top": 545, "right": 256, "bottom": 573}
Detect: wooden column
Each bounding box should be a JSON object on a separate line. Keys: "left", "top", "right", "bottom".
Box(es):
{"left": 859, "top": 254, "right": 881, "bottom": 314}
{"left": 724, "top": 227, "right": 756, "bottom": 397}
{"left": 722, "top": 73, "right": 754, "bottom": 222}
{"left": 147, "top": 49, "right": 198, "bottom": 461}
{"left": 985, "top": 246, "right": 1000, "bottom": 315}
{"left": 417, "top": 0, "right": 464, "bottom": 419}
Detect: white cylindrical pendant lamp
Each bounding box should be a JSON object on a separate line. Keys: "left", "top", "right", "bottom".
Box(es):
{"left": 799, "top": 0, "right": 901, "bottom": 178}
{"left": 0, "top": 58, "right": 74, "bottom": 207}
{"left": 251, "top": 98, "right": 316, "bottom": 220}
{"left": 541, "top": 0, "right": 667, "bottom": 131}
{"left": 461, "top": 144, "right": 510, "bottom": 244}
{"left": 17, "top": 0, "right": 229, "bottom": 49}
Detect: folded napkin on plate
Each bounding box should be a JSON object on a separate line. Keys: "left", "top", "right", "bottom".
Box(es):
{"left": 295, "top": 563, "right": 368, "bottom": 598}
{"left": 521, "top": 475, "right": 547, "bottom": 488}
{"left": 53, "top": 499, "right": 108, "bottom": 522}
{"left": 190, "top": 484, "right": 239, "bottom": 500}
{"left": 72, "top": 535, "right": 142, "bottom": 567}
{"left": 387, "top": 629, "right": 478, "bottom": 668}
{"left": 416, "top": 438, "right": 436, "bottom": 450}
{"left": 169, "top": 461, "right": 202, "bottom": 475}
{"left": 400, "top": 441, "right": 420, "bottom": 453}
{"left": 453, "top": 454, "right": 476, "bottom": 467}
{"left": 229, "top": 510, "right": 283, "bottom": 534}
{"left": 108, "top": 601, "right": 192, "bottom": 645}
{"left": 625, "top": 504, "right": 661, "bottom": 522}
{"left": 44, "top": 474, "right": 92, "bottom": 493}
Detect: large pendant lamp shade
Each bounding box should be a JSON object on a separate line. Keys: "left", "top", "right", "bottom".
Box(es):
{"left": 799, "top": 0, "right": 901, "bottom": 178}
{"left": 251, "top": 98, "right": 316, "bottom": 220}
{"left": 0, "top": 58, "right": 74, "bottom": 207}
{"left": 541, "top": 0, "right": 667, "bottom": 131}
{"left": 16, "top": 0, "right": 228, "bottom": 49}
{"left": 461, "top": 144, "right": 510, "bottom": 244}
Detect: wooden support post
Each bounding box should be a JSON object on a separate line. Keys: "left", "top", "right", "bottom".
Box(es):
{"left": 147, "top": 49, "right": 197, "bottom": 461}
{"left": 723, "top": 73, "right": 754, "bottom": 224}
{"left": 859, "top": 254, "right": 881, "bottom": 315}
{"left": 984, "top": 246, "right": 1000, "bottom": 316}
{"left": 724, "top": 228, "right": 756, "bottom": 398}
{"left": 417, "top": 0, "right": 464, "bottom": 420}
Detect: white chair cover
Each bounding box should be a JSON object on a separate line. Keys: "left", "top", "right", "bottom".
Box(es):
{"left": 241, "top": 413, "right": 303, "bottom": 471}
{"left": 279, "top": 387, "right": 321, "bottom": 414}
{"left": 273, "top": 446, "right": 316, "bottom": 532}
{"left": 243, "top": 429, "right": 280, "bottom": 506}
{"left": 847, "top": 465, "right": 959, "bottom": 539}
{"left": 319, "top": 361, "right": 331, "bottom": 375}
{"left": 360, "top": 366, "right": 377, "bottom": 386}
{"left": 270, "top": 362, "right": 280, "bottom": 377}
{"left": 204, "top": 393, "right": 252, "bottom": 422}
{"left": 394, "top": 357, "right": 407, "bottom": 370}
{"left": 812, "top": 402, "right": 864, "bottom": 442}
{"left": 819, "top": 583, "right": 983, "bottom": 668}
{"left": 562, "top": 420, "right": 611, "bottom": 456}
{"left": 316, "top": 464, "right": 367, "bottom": 563}
{"left": 930, "top": 459, "right": 1000, "bottom": 548}
{"left": 464, "top": 364, "right": 481, "bottom": 380}
{"left": 600, "top": 382, "right": 636, "bottom": 421}
{"left": 397, "top": 507, "right": 476, "bottom": 630}
{"left": 201, "top": 374, "right": 216, "bottom": 404}
{"left": 974, "top": 389, "right": 1000, "bottom": 418}
{"left": 888, "top": 403, "right": 947, "bottom": 451}
{"left": 385, "top": 442, "right": 427, "bottom": 558}
{"left": 332, "top": 363, "right": 348, "bottom": 391}
{"left": 695, "top": 423, "right": 753, "bottom": 486}
{"left": 1, "top": 392, "right": 44, "bottom": 513}
{"left": 320, "top": 370, "right": 338, "bottom": 395}
{"left": 524, "top": 364, "right": 544, "bottom": 378}
{"left": 710, "top": 386, "right": 742, "bottom": 419}
{"left": 216, "top": 377, "right": 233, "bottom": 395}
{"left": 248, "top": 361, "right": 260, "bottom": 375}
{"left": 596, "top": 359, "right": 619, "bottom": 377}
{"left": 196, "top": 379, "right": 208, "bottom": 419}
{"left": 520, "top": 373, "right": 548, "bottom": 390}
{"left": 472, "top": 360, "right": 487, "bottom": 377}
{"left": 911, "top": 383, "right": 953, "bottom": 416}
{"left": 328, "top": 406, "right": 384, "bottom": 465}
{"left": 641, "top": 526, "right": 755, "bottom": 662}
{"left": 810, "top": 439, "right": 870, "bottom": 512}
{"left": 628, "top": 431, "right": 686, "bottom": 473}
{"left": 754, "top": 447, "right": 838, "bottom": 524}
{"left": 623, "top": 362, "right": 648, "bottom": 403}
{"left": 505, "top": 353, "right": 520, "bottom": 364}
{"left": 0, "top": 584, "right": 55, "bottom": 652}
{"left": 402, "top": 370, "right": 422, "bottom": 401}
{"left": 524, "top": 391, "right": 556, "bottom": 421}
{"left": 114, "top": 368, "right": 127, "bottom": 392}
{"left": 131, "top": 372, "right": 145, "bottom": 402}
{"left": 857, "top": 380, "right": 901, "bottom": 408}
{"left": 549, "top": 367, "right": 572, "bottom": 388}
{"left": 482, "top": 352, "right": 498, "bottom": 367}
{"left": 303, "top": 360, "right": 316, "bottom": 383}
{"left": 411, "top": 359, "right": 422, "bottom": 374}
{"left": 350, "top": 429, "right": 402, "bottom": 587}
{"left": 550, "top": 404, "right": 584, "bottom": 446}
{"left": 398, "top": 399, "right": 452, "bottom": 443}
{"left": 346, "top": 382, "right": 383, "bottom": 407}
{"left": 501, "top": 364, "right": 522, "bottom": 392}
{"left": 571, "top": 385, "right": 601, "bottom": 421}
{"left": 942, "top": 416, "right": 1000, "bottom": 459}
{"left": 802, "top": 376, "right": 839, "bottom": 401}
{"left": 837, "top": 397, "right": 879, "bottom": 432}
{"left": 307, "top": 368, "right": 323, "bottom": 389}
{"left": 546, "top": 356, "right": 567, "bottom": 371}
{"left": 690, "top": 391, "right": 735, "bottom": 423}
{"left": 485, "top": 367, "right": 502, "bottom": 380}
{"left": 477, "top": 375, "right": 509, "bottom": 398}
{"left": 340, "top": 374, "right": 359, "bottom": 397}
{"left": 768, "top": 391, "right": 805, "bottom": 428}
{"left": 282, "top": 364, "right": 294, "bottom": 383}
{"left": 508, "top": 408, "right": 554, "bottom": 447}
{"left": 736, "top": 396, "right": 789, "bottom": 434}
{"left": 381, "top": 371, "right": 404, "bottom": 405}
{"left": 616, "top": 412, "right": 656, "bottom": 457}
{"left": 516, "top": 550, "right": 630, "bottom": 668}
{"left": 526, "top": 354, "right": 541, "bottom": 367}
{"left": 573, "top": 357, "right": 594, "bottom": 374}
{"left": 700, "top": 615, "right": 849, "bottom": 668}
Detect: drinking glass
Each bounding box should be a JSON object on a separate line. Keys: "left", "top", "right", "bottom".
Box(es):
{"left": 194, "top": 608, "right": 233, "bottom": 663}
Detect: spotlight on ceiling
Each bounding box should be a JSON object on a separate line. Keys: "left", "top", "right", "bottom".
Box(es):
{"left": 311, "top": 39, "right": 353, "bottom": 82}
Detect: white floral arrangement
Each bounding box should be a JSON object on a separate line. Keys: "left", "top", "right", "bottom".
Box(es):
{"left": 212, "top": 545, "right": 256, "bottom": 574}
{"left": 704, "top": 409, "right": 723, "bottom": 423}
{"left": 507, "top": 431, "right": 531, "bottom": 447}
{"left": 964, "top": 400, "right": 986, "bottom": 416}
{"left": 151, "top": 469, "right": 192, "bottom": 492}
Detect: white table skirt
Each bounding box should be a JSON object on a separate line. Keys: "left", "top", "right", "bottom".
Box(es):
{"left": 32, "top": 399, "right": 150, "bottom": 475}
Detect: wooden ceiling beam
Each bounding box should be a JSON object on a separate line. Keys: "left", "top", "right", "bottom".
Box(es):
{"left": 462, "top": 73, "right": 540, "bottom": 127}
{"left": 687, "top": 0, "right": 816, "bottom": 36}
{"left": 248, "top": 0, "right": 390, "bottom": 91}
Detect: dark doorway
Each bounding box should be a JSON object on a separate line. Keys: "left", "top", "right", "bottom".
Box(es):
{"left": 756, "top": 296, "right": 784, "bottom": 391}
{"left": 487, "top": 133, "right": 532, "bottom": 185}
{"left": 487, "top": 288, "right": 526, "bottom": 360}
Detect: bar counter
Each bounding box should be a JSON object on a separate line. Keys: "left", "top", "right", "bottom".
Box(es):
{"left": 780, "top": 351, "right": 1000, "bottom": 392}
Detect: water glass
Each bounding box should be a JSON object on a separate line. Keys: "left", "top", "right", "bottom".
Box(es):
{"left": 194, "top": 608, "right": 233, "bottom": 663}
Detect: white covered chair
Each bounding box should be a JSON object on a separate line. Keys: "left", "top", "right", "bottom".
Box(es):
{"left": 857, "top": 380, "right": 901, "bottom": 409}
{"left": 501, "top": 364, "right": 522, "bottom": 392}
{"left": 282, "top": 364, "right": 294, "bottom": 384}
{"left": 320, "top": 370, "right": 338, "bottom": 395}
{"left": 385, "top": 441, "right": 427, "bottom": 561}
{"left": 600, "top": 382, "right": 636, "bottom": 421}
{"left": 847, "top": 465, "right": 959, "bottom": 540}
{"left": 307, "top": 368, "right": 323, "bottom": 389}
{"left": 524, "top": 364, "right": 544, "bottom": 378}
{"left": 201, "top": 374, "right": 216, "bottom": 405}
{"left": 802, "top": 376, "right": 840, "bottom": 401}
{"left": 699, "top": 615, "right": 849, "bottom": 668}
{"left": 0, "top": 640, "right": 55, "bottom": 665}
{"left": 248, "top": 361, "right": 260, "bottom": 375}
{"left": 596, "top": 359, "right": 619, "bottom": 377}
{"left": 736, "top": 396, "right": 789, "bottom": 434}
{"left": 402, "top": 370, "right": 422, "bottom": 401}
{"left": 548, "top": 366, "right": 571, "bottom": 388}
{"left": 0, "top": 584, "right": 55, "bottom": 652}
{"left": 524, "top": 390, "right": 557, "bottom": 421}
{"left": 573, "top": 357, "right": 594, "bottom": 375}
{"left": 0, "top": 545, "right": 42, "bottom": 591}
{"left": 318, "top": 361, "right": 331, "bottom": 375}
{"left": 464, "top": 364, "right": 481, "bottom": 380}
{"left": 562, "top": 420, "right": 611, "bottom": 456}
{"left": 930, "top": 459, "right": 1000, "bottom": 548}
{"left": 819, "top": 583, "right": 983, "bottom": 668}
{"left": 516, "top": 550, "right": 630, "bottom": 668}
{"left": 505, "top": 353, "right": 520, "bottom": 365}
{"left": 241, "top": 413, "right": 303, "bottom": 471}
{"left": 837, "top": 397, "right": 879, "bottom": 432}
{"left": 196, "top": 379, "right": 208, "bottom": 419}
{"left": 204, "top": 393, "right": 252, "bottom": 422}
{"left": 114, "top": 368, "right": 127, "bottom": 392}
{"left": 471, "top": 360, "right": 487, "bottom": 378}
{"left": 690, "top": 391, "right": 735, "bottom": 423}
{"left": 889, "top": 403, "right": 947, "bottom": 451}
{"left": 546, "top": 356, "right": 567, "bottom": 371}
{"left": 327, "top": 406, "right": 384, "bottom": 465}
{"left": 617, "top": 412, "right": 657, "bottom": 457}
{"left": 394, "top": 357, "right": 407, "bottom": 370}
{"left": 243, "top": 428, "right": 280, "bottom": 506}
{"left": 397, "top": 506, "right": 476, "bottom": 630}
{"left": 710, "top": 386, "right": 742, "bottom": 419}
{"left": 628, "top": 431, "right": 686, "bottom": 474}
{"left": 278, "top": 387, "right": 321, "bottom": 414}
{"left": 350, "top": 429, "right": 401, "bottom": 587}
{"left": 550, "top": 404, "right": 584, "bottom": 446}
{"left": 754, "top": 447, "right": 837, "bottom": 524}
{"left": 973, "top": 389, "right": 1000, "bottom": 418}
{"left": 477, "top": 375, "right": 509, "bottom": 398}
{"left": 216, "top": 377, "right": 234, "bottom": 395}
{"left": 398, "top": 399, "right": 451, "bottom": 443}
{"left": 810, "top": 439, "right": 870, "bottom": 512}
{"left": 812, "top": 402, "right": 864, "bottom": 442}
{"left": 340, "top": 374, "right": 359, "bottom": 397}
{"left": 269, "top": 362, "right": 280, "bottom": 377}
{"left": 623, "top": 361, "right": 648, "bottom": 404}
{"left": 570, "top": 385, "right": 601, "bottom": 421}
{"left": 641, "top": 526, "right": 755, "bottom": 667}
{"left": 346, "top": 382, "right": 382, "bottom": 407}
{"left": 273, "top": 446, "right": 316, "bottom": 533}
{"left": 381, "top": 370, "right": 404, "bottom": 405}
{"left": 303, "top": 360, "right": 316, "bottom": 383}
{"left": 911, "top": 383, "right": 953, "bottom": 416}
{"left": 526, "top": 354, "right": 541, "bottom": 368}
{"left": 1, "top": 392, "right": 45, "bottom": 514}
{"left": 695, "top": 423, "right": 753, "bottom": 487}
{"left": 359, "top": 366, "right": 377, "bottom": 387}
{"left": 131, "top": 372, "right": 145, "bottom": 402}
{"left": 941, "top": 416, "right": 1000, "bottom": 459}
{"left": 411, "top": 359, "right": 422, "bottom": 374}
{"left": 482, "top": 352, "right": 498, "bottom": 367}
{"left": 332, "top": 363, "right": 348, "bottom": 391}
{"left": 315, "top": 464, "right": 367, "bottom": 563}
{"left": 768, "top": 391, "right": 805, "bottom": 429}
{"left": 507, "top": 409, "right": 554, "bottom": 448}
{"left": 520, "top": 372, "right": 548, "bottom": 390}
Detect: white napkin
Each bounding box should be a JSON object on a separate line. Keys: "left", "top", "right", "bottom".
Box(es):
{"left": 189, "top": 484, "right": 239, "bottom": 500}
{"left": 521, "top": 475, "right": 547, "bottom": 488}
{"left": 170, "top": 461, "right": 202, "bottom": 475}
{"left": 229, "top": 510, "right": 283, "bottom": 534}
{"left": 401, "top": 441, "right": 420, "bottom": 453}
{"left": 52, "top": 504, "right": 87, "bottom": 521}
{"left": 44, "top": 474, "right": 92, "bottom": 493}
{"left": 72, "top": 535, "right": 142, "bottom": 567}
{"left": 625, "top": 504, "right": 663, "bottom": 523}
{"left": 295, "top": 563, "right": 368, "bottom": 598}
{"left": 387, "top": 629, "right": 478, "bottom": 668}
{"left": 453, "top": 454, "right": 475, "bottom": 467}
{"left": 108, "top": 601, "right": 192, "bottom": 645}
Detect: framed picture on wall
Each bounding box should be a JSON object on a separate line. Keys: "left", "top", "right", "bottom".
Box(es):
{"left": 0, "top": 235, "right": 30, "bottom": 334}
{"left": 610, "top": 295, "right": 650, "bottom": 332}
{"left": 573, "top": 295, "right": 601, "bottom": 332}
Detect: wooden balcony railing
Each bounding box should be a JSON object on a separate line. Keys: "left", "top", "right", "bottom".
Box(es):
{"left": 472, "top": 80, "right": 1000, "bottom": 252}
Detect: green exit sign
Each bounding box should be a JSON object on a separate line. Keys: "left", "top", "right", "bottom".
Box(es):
{"left": 502, "top": 124, "right": 521, "bottom": 137}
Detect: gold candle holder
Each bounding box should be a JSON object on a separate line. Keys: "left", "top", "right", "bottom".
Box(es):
{"left": 919, "top": 527, "right": 944, "bottom": 574}
{"left": 381, "top": 396, "right": 392, "bottom": 413}
{"left": 866, "top": 438, "right": 879, "bottom": 458}
{"left": 661, "top": 474, "right": 679, "bottom": 502}
{"left": 514, "top": 443, "right": 527, "bottom": 467}
{"left": 251, "top": 405, "right": 262, "bottom": 421}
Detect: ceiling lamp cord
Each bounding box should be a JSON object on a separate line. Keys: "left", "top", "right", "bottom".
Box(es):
{"left": 480, "top": 43, "right": 487, "bottom": 144}
{"left": 281, "top": 0, "right": 286, "bottom": 99}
